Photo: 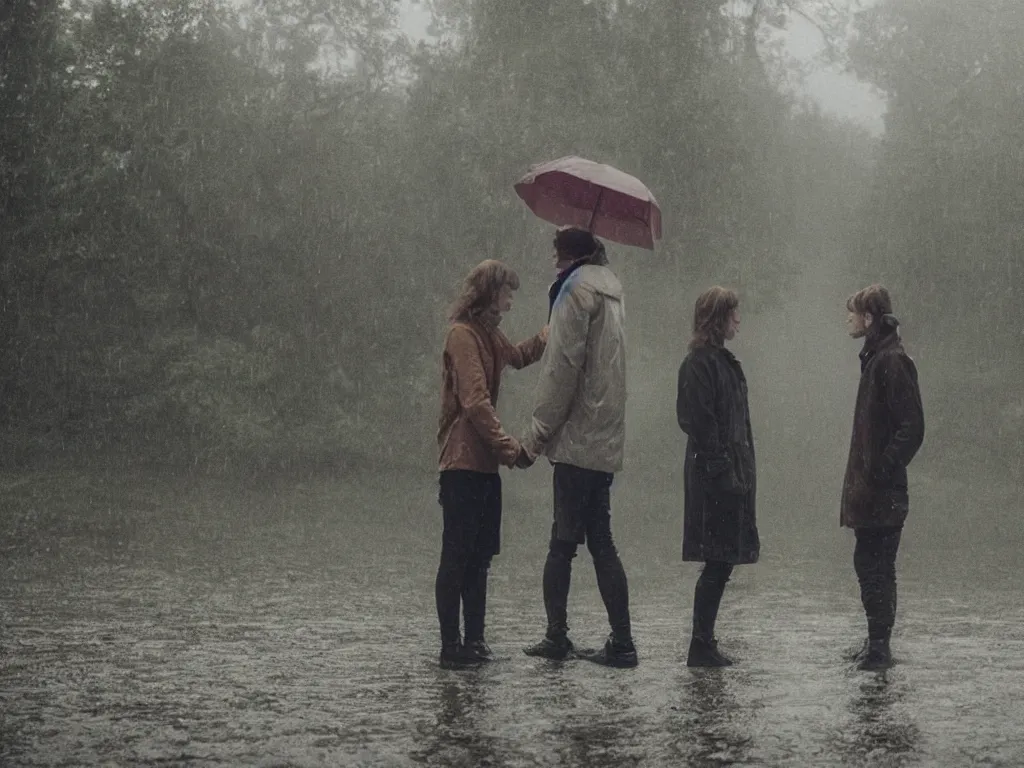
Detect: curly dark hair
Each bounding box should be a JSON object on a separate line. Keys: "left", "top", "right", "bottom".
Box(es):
{"left": 553, "top": 227, "right": 601, "bottom": 260}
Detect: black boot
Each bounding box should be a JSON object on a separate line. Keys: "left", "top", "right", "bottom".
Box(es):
{"left": 687, "top": 636, "right": 733, "bottom": 668}
{"left": 462, "top": 559, "right": 491, "bottom": 663}
{"left": 523, "top": 634, "right": 575, "bottom": 660}
{"left": 439, "top": 641, "right": 482, "bottom": 669}
{"left": 857, "top": 638, "right": 893, "bottom": 671}
{"left": 578, "top": 634, "right": 638, "bottom": 668}
{"left": 463, "top": 639, "right": 494, "bottom": 662}
{"left": 526, "top": 544, "right": 576, "bottom": 661}
{"left": 689, "top": 561, "right": 734, "bottom": 667}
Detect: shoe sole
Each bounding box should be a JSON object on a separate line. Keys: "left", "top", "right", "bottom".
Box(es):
{"left": 522, "top": 650, "right": 572, "bottom": 660}
{"left": 577, "top": 651, "right": 638, "bottom": 668}
{"left": 523, "top": 642, "right": 575, "bottom": 661}
{"left": 857, "top": 660, "right": 894, "bottom": 671}
{"left": 584, "top": 659, "right": 638, "bottom": 668}
{"left": 439, "top": 657, "right": 486, "bottom": 670}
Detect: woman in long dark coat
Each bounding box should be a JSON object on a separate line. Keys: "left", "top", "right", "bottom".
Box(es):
{"left": 676, "top": 286, "right": 759, "bottom": 667}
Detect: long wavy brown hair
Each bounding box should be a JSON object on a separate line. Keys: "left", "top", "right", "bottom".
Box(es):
{"left": 689, "top": 286, "right": 739, "bottom": 350}
{"left": 447, "top": 259, "right": 521, "bottom": 323}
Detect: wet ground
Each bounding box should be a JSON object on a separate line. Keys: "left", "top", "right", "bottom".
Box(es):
{"left": 1, "top": 465, "right": 1023, "bottom": 766}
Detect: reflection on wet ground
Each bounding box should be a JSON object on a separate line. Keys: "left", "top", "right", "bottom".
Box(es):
{"left": 832, "top": 673, "right": 920, "bottom": 766}
{"left": 0, "top": 468, "right": 1022, "bottom": 766}
{"left": 668, "top": 670, "right": 757, "bottom": 765}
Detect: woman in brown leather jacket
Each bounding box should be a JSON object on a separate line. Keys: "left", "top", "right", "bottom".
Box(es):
{"left": 435, "top": 259, "right": 547, "bottom": 668}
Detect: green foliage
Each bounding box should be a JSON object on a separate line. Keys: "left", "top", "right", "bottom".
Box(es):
{"left": 851, "top": 0, "right": 1024, "bottom": 356}
{"left": 0, "top": 0, "right": 876, "bottom": 472}
{"left": 850, "top": 0, "right": 1024, "bottom": 476}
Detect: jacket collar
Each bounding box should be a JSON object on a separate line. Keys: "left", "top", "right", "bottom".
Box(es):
{"left": 474, "top": 306, "right": 501, "bottom": 329}
{"left": 700, "top": 343, "right": 743, "bottom": 372}
{"left": 860, "top": 326, "right": 900, "bottom": 368}
{"left": 548, "top": 259, "right": 588, "bottom": 318}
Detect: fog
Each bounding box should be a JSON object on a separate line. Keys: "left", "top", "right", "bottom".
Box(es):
{"left": 2, "top": 0, "right": 1023, "bottom": 765}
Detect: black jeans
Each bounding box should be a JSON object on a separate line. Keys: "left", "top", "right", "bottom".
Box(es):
{"left": 692, "top": 560, "right": 734, "bottom": 642}
{"left": 435, "top": 471, "right": 502, "bottom": 646}
{"left": 542, "top": 463, "right": 632, "bottom": 644}
{"left": 853, "top": 526, "right": 903, "bottom": 641}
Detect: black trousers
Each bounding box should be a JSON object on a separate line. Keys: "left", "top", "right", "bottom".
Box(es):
{"left": 692, "top": 560, "right": 734, "bottom": 642}
{"left": 435, "top": 470, "right": 501, "bottom": 646}
{"left": 853, "top": 526, "right": 903, "bottom": 641}
{"left": 542, "top": 463, "right": 632, "bottom": 644}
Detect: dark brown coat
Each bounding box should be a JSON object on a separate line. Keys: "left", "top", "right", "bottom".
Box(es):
{"left": 677, "top": 345, "right": 760, "bottom": 565}
{"left": 840, "top": 329, "right": 925, "bottom": 528}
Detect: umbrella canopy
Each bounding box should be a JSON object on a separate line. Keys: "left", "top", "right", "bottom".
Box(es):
{"left": 514, "top": 155, "right": 662, "bottom": 250}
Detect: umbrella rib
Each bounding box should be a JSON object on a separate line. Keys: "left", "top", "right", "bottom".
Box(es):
{"left": 587, "top": 188, "right": 605, "bottom": 232}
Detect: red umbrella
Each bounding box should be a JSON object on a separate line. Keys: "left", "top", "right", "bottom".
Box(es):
{"left": 514, "top": 155, "right": 662, "bottom": 250}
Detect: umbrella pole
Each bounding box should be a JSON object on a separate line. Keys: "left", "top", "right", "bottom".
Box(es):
{"left": 586, "top": 188, "right": 604, "bottom": 232}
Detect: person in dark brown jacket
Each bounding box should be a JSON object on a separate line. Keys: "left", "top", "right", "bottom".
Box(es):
{"left": 435, "top": 259, "right": 547, "bottom": 668}
{"left": 841, "top": 284, "right": 925, "bottom": 671}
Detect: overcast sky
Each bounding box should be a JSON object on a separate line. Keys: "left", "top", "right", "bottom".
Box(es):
{"left": 781, "top": 10, "right": 885, "bottom": 133}
{"left": 397, "top": 1, "right": 887, "bottom": 135}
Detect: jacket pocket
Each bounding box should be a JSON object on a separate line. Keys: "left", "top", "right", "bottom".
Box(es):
{"left": 697, "top": 452, "right": 747, "bottom": 497}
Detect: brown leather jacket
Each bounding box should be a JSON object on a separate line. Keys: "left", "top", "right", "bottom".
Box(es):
{"left": 438, "top": 317, "right": 546, "bottom": 473}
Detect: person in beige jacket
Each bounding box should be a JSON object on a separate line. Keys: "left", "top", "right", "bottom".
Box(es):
{"left": 520, "top": 227, "right": 637, "bottom": 668}
{"left": 435, "top": 259, "right": 546, "bottom": 668}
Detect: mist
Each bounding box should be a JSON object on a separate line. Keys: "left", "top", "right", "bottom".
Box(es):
{"left": 2, "top": 0, "right": 1023, "bottom": 765}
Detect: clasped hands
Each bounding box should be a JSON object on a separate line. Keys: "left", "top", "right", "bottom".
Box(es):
{"left": 514, "top": 444, "right": 537, "bottom": 470}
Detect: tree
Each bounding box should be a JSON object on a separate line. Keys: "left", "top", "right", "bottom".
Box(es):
{"left": 851, "top": 0, "right": 1024, "bottom": 359}
{"left": 850, "top": 0, "right": 1024, "bottom": 476}
{"left": 0, "top": 0, "right": 884, "bottom": 473}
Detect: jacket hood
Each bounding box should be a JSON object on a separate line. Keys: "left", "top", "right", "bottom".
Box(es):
{"left": 575, "top": 264, "right": 623, "bottom": 301}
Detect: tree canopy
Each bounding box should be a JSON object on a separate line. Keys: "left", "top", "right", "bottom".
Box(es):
{"left": 0, "top": 0, "right": 1017, "bottom": 475}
